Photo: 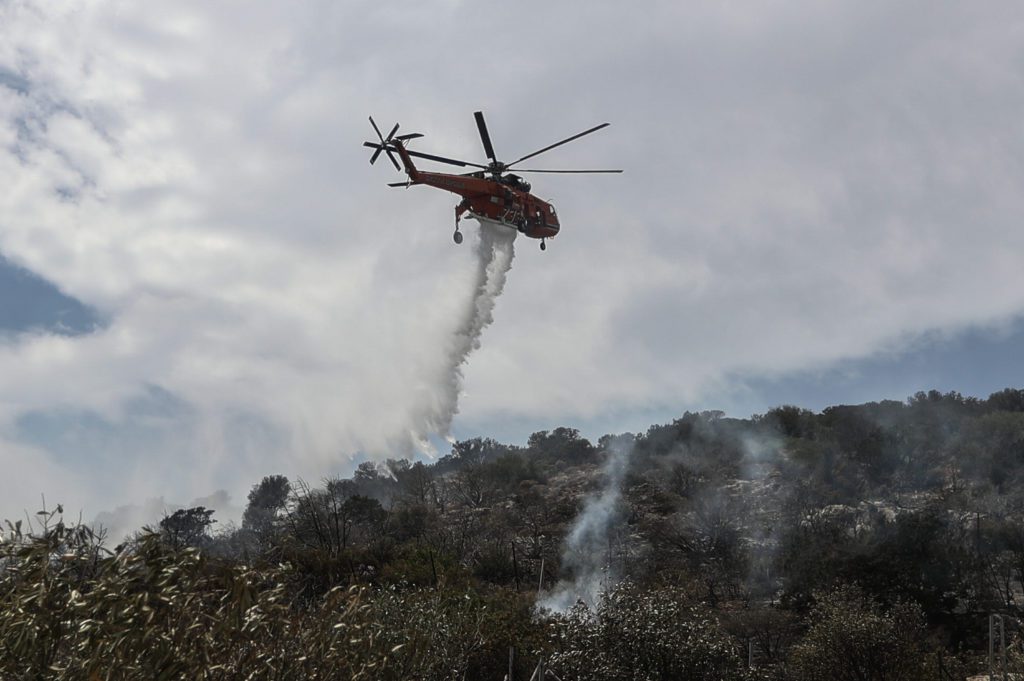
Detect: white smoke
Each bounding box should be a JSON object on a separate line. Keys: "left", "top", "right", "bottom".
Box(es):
{"left": 412, "top": 222, "right": 516, "bottom": 448}
{"left": 539, "top": 437, "right": 633, "bottom": 613}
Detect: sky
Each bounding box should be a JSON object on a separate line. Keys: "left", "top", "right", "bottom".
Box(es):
{"left": 2, "top": 1, "right": 1023, "bottom": 529}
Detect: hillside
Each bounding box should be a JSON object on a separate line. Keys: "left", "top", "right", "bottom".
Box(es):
{"left": 4, "top": 388, "right": 1024, "bottom": 679}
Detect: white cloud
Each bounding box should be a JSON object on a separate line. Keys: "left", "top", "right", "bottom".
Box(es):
{"left": 1, "top": 1, "right": 1023, "bottom": 520}
{"left": 0, "top": 437, "right": 81, "bottom": 520}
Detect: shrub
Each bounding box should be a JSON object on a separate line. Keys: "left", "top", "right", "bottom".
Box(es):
{"left": 545, "top": 583, "right": 742, "bottom": 680}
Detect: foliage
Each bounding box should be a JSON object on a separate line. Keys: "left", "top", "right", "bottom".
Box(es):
{"left": 10, "top": 387, "right": 1024, "bottom": 677}
{"left": 1, "top": 512, "right": 397, "bottom": 679}
{"left": 546, "top": 583, "right": 742, "bottom": 680}
{"left": 242, "top": 474, "right": 291, "bottom": 541}
{"left": 367, "top": 586, "right": 544, "bottom": 680}
{"left": 789, "top": 584, "right": 929, "bottom": 681}
{"left": 529, "top": 427, "right": 596, "bottom": 463}
{"left": 159, "top": 505, "right": 216, "bottom": 549}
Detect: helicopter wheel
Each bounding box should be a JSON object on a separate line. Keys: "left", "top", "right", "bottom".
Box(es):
{"left": 540, "top": 239, "right": 546, "bottom": 251}
{"left": 453, "top": 230, "right": 463, "bottom": 245}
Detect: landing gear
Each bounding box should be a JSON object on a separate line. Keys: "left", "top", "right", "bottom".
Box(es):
{"left": 540, "top": 239, "right": 546, "bottom": 251}
{"left": 454, "top": 201, "right": 469, "bottom": 245}
{"left": 453, "top": 208, "right": 464, "bottom": 245}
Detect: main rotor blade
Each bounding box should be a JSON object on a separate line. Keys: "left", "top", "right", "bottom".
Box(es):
{"left": 406, "top": 148, "right": 488, "bottom": 169}
{"left": 507, "top": 123, "right": 611, "bottom": 167}
{"left": 511, "top": 168, "right": 623, "bottom": 174}
{"left": 363, "top": 142, "right": 488, "bottom": 169}
{"left": 474, "top": 111, "right": 497, "bottom": 162}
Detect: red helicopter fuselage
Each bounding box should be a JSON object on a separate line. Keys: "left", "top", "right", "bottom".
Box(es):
{"left": 392, "top": 140, "right": 560, "bottom": 240}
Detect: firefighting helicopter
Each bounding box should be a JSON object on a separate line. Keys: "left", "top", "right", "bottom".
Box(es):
{"left": 363, "top": 111, "right": 621, "bottom": 251}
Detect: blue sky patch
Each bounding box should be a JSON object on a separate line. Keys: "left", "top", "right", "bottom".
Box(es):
{"left": 0, "top": 254, "right": 102, "bottom": 337}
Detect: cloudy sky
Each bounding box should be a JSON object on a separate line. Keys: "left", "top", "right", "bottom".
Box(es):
{"left": 2, "top": 1, "right": 1023, "bottom": 526}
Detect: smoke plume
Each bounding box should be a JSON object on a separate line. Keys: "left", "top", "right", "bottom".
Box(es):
{"left": 540, "top": 437, "right": 634, "bottom": 613}
{"left": 414, "top": 223, "right": 516, "bottom": 447}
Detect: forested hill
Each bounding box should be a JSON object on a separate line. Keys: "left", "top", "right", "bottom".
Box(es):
{"left": 4, "top": 388, "right": 1024, "bottom": 679}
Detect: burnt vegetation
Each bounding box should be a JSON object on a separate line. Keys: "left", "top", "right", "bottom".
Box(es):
{"left": 4, "top": 389, "right": 1024, "bottom": 679}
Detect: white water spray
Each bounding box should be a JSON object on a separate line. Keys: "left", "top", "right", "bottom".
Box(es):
{"left": 412, "top": 223, "right": 516, "bottom": 447}
{"left": 539, "top": 437, "right": 634, "bottom": 613}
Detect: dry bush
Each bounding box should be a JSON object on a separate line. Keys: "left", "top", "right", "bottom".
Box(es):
{"left": 1, "top": 509, "right": 393, "bottom": 680}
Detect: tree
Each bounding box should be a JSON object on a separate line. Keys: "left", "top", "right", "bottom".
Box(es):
{"left": 647, "top": 495, "right": 747, "bottom": 605}
{"left": 159, "top": 507, "right": 216, "bottom": 549}
{"left": 284, "top": 479, "right": 386, "bottom": 557}
{"left": 242, "top": 474, "right": 291, "bottom": 540}
{"left": 722, "top": 608, "right": 799, "bottom": 669}
{"left": 968, "top": 412, "right": 1024, "bottom": 489}
{"left": 528, "top": 428, "right": 595, "bottom": 463}
{"left": 451, "top": 455, "right": 500, "bottom": 508}
{"left": 392, "top": 461, "right": 436, "bottom": 507}
{"left": 988, "top": 388, "right": 1024, "bottom": 413}
{"left": 789, "top": 584, "right": 928, "bottom": 681}
{"left": 353, "top": 462, "right": 381, "bottom": 482}
{"left": 439, "top": 437, "right": 513, "bottom": 472}
{"left": 761, "top": 405, "right": 818, "bottom": 439}
{"left": 246, "top": 474, "right": 291, "bottom": 512}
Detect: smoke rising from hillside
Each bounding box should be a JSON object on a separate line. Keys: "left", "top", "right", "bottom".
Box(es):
{"left": 414, "top": 223, "right": 516, "bottom": 447}
{"left": 540, "top": 437, "right": 634, "bottom": 613}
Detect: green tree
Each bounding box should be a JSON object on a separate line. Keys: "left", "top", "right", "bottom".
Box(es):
{"left": 528, "top": 427, "right": 596, "bottom": 463}
{"left": 789, "top": 584, "right": 929, "bottom": 681}
{"left": 988, "top": 388, "right": 1024, "bottom": 413}
{"left": 761, "top": 405, "right": 818, "bottom": 439}
{"left": 242, "top": 474, "right": 291, "bottom": 547}
{"left": 159, "top": 506, "right": 215, "bottom": 549}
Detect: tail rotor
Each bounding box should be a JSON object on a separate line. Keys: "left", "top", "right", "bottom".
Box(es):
{"left": 366, "top": 116, "right": 423, "bottom": 171}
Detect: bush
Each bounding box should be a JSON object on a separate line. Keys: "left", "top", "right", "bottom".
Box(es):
{"left": 0, "top": 512, "right": 394, "bottom": 680}
{"left": 545, "top": 583, "right": 742, "bottom": 680}
{"left": 364, "top": 584, "right": 544, "bottom": 680}
{"left": 789, "top": 584, "right": 929, "bottom": 681}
